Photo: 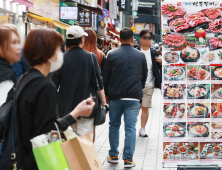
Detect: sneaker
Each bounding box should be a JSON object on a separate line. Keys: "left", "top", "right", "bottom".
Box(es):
{"left": 107, "top": 156, "right": 119, "bottom": 164}
{"left": 124, "top": 159, "right": 136, "bottom": 168}
{"left": 139, "top": 128, "right": 148, "bottom": 137}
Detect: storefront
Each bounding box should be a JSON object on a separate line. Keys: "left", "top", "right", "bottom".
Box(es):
{"left": 0, "top": 0, "right": 32, "bottom": 45}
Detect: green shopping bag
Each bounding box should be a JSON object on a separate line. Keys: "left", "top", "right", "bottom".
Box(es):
{"left": 32, "top": 123, "right": 70, "bottom": 170}
{"left": 33, "top": 141, "right": 70, "bottom": 170}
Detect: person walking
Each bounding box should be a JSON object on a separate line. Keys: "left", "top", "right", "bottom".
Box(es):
{"left": 52, "top": 26, "right": 106, "bottom": 140}
{"left": 137, "top": 30, "right": 162, "bottom": 137}
{"left": 0, "top": 25, "right": 21, "bottom": 107}
{"left": 0, "top": 27, "right": 95, "bottom": 170}
{"left": 102, "top": 27, "right": 148, "bottom": 168}
{"left": 82, "top": 28, "right": 106, "bottom": 142}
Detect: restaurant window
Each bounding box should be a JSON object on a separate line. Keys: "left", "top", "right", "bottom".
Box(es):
{"left": 138, "top": 7, "right": 152, "bottom": 15}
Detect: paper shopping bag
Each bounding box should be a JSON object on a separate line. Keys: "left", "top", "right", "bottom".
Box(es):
{"left": 33, "top": 141, "right": 70, "bottom": 170}
{"left": 61, "top": 134, "right": 103, "bottom": 170}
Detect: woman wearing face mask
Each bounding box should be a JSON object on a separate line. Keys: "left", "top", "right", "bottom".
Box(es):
{"left": 0, "top": 26, "right": 21, "bottom": 107}
{"left": 0, "top": 28, "right": 95, "bottom": 170}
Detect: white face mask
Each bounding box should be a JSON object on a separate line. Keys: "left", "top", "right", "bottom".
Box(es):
{"left": 48, "top": 52, "right": 64, "bottom": 72}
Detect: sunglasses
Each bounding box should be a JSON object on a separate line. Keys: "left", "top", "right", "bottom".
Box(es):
{"left": 143, "top": 36, "right": 152, "bottom": 40}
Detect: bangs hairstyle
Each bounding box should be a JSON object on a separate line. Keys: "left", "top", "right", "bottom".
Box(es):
{"left": 139, "top": 29, "right": 153, "bottom": 38}
{"left": 24, "top": 28, "right": 63, "bottom": 67}
{"left": 0, "top": 26, "right": 19, "bottom": 57}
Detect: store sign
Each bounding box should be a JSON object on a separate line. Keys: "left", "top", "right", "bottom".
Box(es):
{"left": 29, "top": 0, "right": 60, "bottom": 19}
{"left": 118, "top": 0, "right": 128, "bottom": 11}
{"left": 109, "top": 0, "right": 117, "bottom": 19}
{"left": 162, "top": 0, "right": 222, "bottom": 168}
{"left": 138, "top": 1, "right": 155, "bottom": 7}
{"left": 99, "top": 21, "right": 105, "bottom": 28}
{"left": 60, "top": 7, "right": 78, "bottom": 20}
{"left": 100, "top": 9, "right": 108, "bottom": 18}
{"left": 133, "top": 0, "right": 138, "bottom": 11}
{"left": 132, "top": 11, "right": 138, "bottom": 16}
{"left": 131, "top": 26, "right": 136, "bottom": 32}
{"left": 78, "top": 10, "right": 92, "bottom": 27}
{"left": 135, "top": 23, "right": 152, "bottom": 34}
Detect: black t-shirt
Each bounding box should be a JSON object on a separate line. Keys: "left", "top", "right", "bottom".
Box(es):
{"left": 17, "top": 68, "right": 75, "bottom": 169}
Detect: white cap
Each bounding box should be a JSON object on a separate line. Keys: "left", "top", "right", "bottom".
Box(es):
{"left": 66, "top": 26, "right": 88, "bottom": 39}
{"left": 154, "top": 44, "right": 159, "bottom": 49}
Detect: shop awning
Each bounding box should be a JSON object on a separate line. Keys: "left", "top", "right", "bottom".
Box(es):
{"left": 28, "top": 13, "right": 71, "bottom": 30}
{"left": 60, "top": 1, "right": 105, "bottom": 16}
{"left": 14, "top": 0, "right": 33, "bottom": 8}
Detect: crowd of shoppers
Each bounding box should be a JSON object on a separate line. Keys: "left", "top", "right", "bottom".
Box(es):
{"left": 0, "top": 24, "right": 162, "bottom": 169}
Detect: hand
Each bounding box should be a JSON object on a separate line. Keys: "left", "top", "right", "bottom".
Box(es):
{"left": 155, "top": 56, "right": 162, "bottom": 65}
{"left": 101, "top": 101, "right": 107, "bottom": 107}
{"left": 70, "top": 97, "right": 95, "bottom": 119}
{"left": 105, "top": 96, "right": 109, "bottom": 104}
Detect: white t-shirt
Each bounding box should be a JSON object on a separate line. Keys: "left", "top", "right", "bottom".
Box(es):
{"left": 0, "top": 80, "right": 14, "bottom": 107}
{"left": 141, "top": 48, "right": 155, "bottom": 87}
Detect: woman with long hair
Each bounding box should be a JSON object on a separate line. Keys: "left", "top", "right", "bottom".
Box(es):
{"left": 82, "top": 28, "right": 105, "bottom": 69}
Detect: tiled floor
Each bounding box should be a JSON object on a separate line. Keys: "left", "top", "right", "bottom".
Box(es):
{"left": 95, "top": 89, "right": 175, "bottom": 170}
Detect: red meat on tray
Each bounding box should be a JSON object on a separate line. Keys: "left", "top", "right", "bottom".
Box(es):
{"left": 169, "top": 18, "right": 190, "bottom": 32}
{"left": 162, "top": 4, "right": 186, "bottom": 17}
{"left": 209, "top": 36, "right": 222, "bottom": 48}
{"left": 163, "top": 33, "right": 187, "bottom": 47}
{"left": 189, "top": 17, "right": 209, "bottom": 27}
{"left": 209, "top": 18, "right": 222, "bottom": 32}
{"left": 184, "top": 12, "right": 205, "bottom": 23}
{"left": 203, "top": 7, "right": 222, "bottom": 20}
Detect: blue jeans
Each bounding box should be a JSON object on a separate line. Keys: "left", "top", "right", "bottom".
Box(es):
{"left": 109, "top": 99, "right": 140, "bottom": 160}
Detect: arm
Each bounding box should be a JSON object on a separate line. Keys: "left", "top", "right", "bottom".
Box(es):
{"left": 91, "top": 54, "right": 106, "bottom": 106}
{"left": 52, "top": 68, "right": 62, "bottom": 90}
{"left": 142, "top": 54, "right": 148, "bottom": 89}
{"left": 34, "top": 83, "right": 95, "bottom": 133}
{"left": 0, "top": 80, "right": 14, "bottom": 107}
{"left": 101, "top": 54, "right": 111, "bottom": 95}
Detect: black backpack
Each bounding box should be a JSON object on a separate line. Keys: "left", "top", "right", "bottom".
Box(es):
{"left": 0, "top": 71, "right": 43, "bottom": 170}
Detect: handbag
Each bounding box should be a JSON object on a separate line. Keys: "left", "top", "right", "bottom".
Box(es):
{"left": 90, "top": 53, "right": 106, "bottom": 126}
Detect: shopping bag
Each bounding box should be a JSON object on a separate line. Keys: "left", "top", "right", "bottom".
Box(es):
{"left": 61, "top": 133, "right": 103, "bottom": 170}
{"left": 33, "top": 141, "right": 70, "bottom": 170}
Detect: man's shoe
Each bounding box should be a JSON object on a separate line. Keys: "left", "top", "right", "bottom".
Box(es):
{"left": 139, "top": 128, "right": 148, "bottom": 137}
{"left": 124, "top": 159, "right": 136, "bottom": 168}
{"left": 107, "top": 156, "right": 119, "bottom": 164}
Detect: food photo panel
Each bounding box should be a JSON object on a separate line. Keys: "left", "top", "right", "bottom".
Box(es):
{"left": 163, "top": 51, "right": 180, "bottom": 64}
{"left": 211, "top": 103, "right": 222, "bottom": 118}
{"left": 211, "top": 66, "right": 222, "bottom": 80}
{"left": 163, "top": 84, "right": 186, "bottom": 100}
{"left": 187, "top": 103, "right": 210, "bottom": 118}
{"left": 187, "top": 65, "right": 210, "bottom": 81}
{"left": 187, "top": 122, "right": 210, "bottom": 139}
{"left": 163, "top": 122, "right": 186, "bottom": 139}
{"left": 211, "top": 132, "right": 222, "bottom": 140}
{"left": 163, "top": 103, "right": 186, "bottom": 119}
{"left": 164, "top": 65, "right": 186, "bottom": 81}
{"left": 211, "top": 84, "right": 222, "bottom": 100}
{"left": 163, "top": 142, "right": 199, "bottom": 161}
{"left": 200, "top": 142, "right": 222, "bottom": 160}
{"left": 187, "top": 84, "right": 210, "bottom": 100}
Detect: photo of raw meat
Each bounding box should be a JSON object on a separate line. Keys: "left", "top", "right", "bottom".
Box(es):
{"left": 209, "top": 19, "right": 222, "bottom": 33}
{"left": 202, "top": 7, "right": 222, "bottom": 20}
{"left": 209, "top": 36, "right": 222, "bottom": 50}
{"left": 163, "top": 33, "right": 187, "bottom": 49}
{"left": 162, "top": 4, "right": 186, "bottom": 17}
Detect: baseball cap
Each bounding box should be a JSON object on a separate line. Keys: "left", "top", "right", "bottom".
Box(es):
{"left": 66, "top": 26, "right": 88, "bottom": 39}
{"left": 154, "top": 44, "right": 159, "bottom": 49}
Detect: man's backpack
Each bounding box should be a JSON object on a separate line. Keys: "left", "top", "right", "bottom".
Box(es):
{"left": 0, "top": 71, "right": 43, "bottom": 170}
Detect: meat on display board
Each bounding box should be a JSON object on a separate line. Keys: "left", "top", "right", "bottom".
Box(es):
{"left": 161, "top": 0, "right": 222, "bottom": 166}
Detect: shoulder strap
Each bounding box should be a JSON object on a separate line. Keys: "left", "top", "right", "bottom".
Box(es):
{"left": 90, "top": 53, "right": 102, "bottom": 100}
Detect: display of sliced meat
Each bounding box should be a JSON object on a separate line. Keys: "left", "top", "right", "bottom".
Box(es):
{"left": 162, "top": 4, "right": 186, "bottom": 17}
{"left": 209, "top": 18, "right": 222, "bottom": 32}
{"left": 169, "top": 18, "right": 187, "bottom": 27}
{"left": 174, "top": 23, "right": 190, "bottom": 32}
{"left": 163, "top": 34, "right": 187, "bottom": 47}
{"left": 189, "top": 17, "right": 209, "bottom": 27}
{"left": 204, "top": 7, "right": 222, "bottom": 20}
{"left": 184, "top": 12, "right": 205, "bottom": 22}
{"left": 209, "top": 36, "right": 222, "bottom": 48}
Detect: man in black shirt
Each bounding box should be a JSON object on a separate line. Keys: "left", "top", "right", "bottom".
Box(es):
{"left": 102, "top": 28, "right": 147, "bottom": 168}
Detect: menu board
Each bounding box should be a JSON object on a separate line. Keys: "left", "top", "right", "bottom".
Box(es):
{"left": 162, "top": 0, "right": 222, "bottom": 166}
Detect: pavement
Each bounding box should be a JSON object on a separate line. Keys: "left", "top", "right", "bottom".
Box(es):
{"left": 95, "top": 89, "right": 176, "bottom": 170}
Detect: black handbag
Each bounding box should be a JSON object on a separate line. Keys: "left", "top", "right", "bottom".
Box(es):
{"left": 90, "top": 53, "right": 106, "bottom": 126}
